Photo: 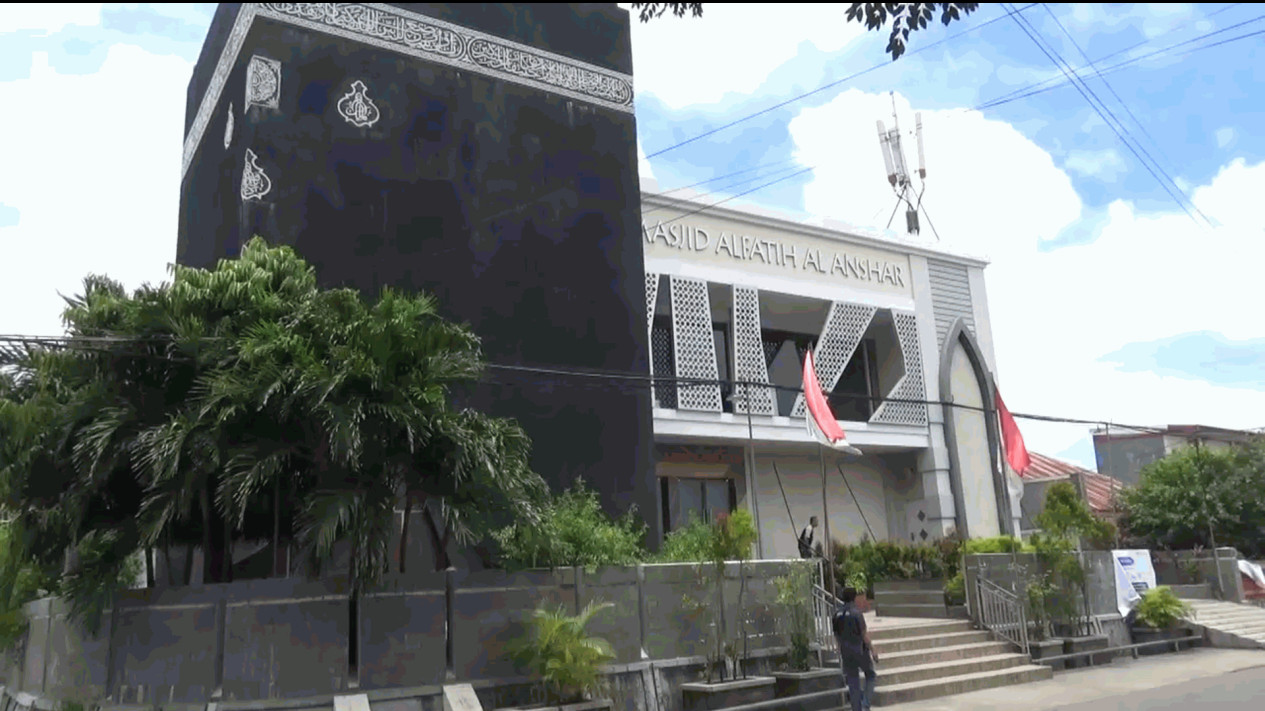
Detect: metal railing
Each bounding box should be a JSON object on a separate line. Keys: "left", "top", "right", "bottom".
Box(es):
{"left": 811, "top": 583, "right": 840, "bottom": 664}
{"left": 977, "top": 577, "right": 1029, "bottom": 655}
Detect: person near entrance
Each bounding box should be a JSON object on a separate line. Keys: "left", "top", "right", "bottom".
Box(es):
{"left": 833, "top": 587, "right": 878, "bottom": 711}
{"left": 797, "top": 516, "right": 819, "bottom": 559}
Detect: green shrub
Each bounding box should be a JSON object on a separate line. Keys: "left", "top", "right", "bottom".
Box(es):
{"left": 1134, "top": 586, "right": 1192, "bottom": 629}
{"left": 493, "top": 480, "right": 647, "bottom": 570}
{"left": 772, "top": 562, "right": 816, "bottom": 672}
{"left": 656, "top": 514, "right": 715, "bottom": 563}
{"left": 656, "top": 508, "right": 757, "bottom": 563}
{"left": 962, "top": 535, "right": 1032, "bottom": 555}
{"left": 944, "top": 572, "right": 965, "bottom": 606}
{"left": 512, "top": 600, "right": 616, "bottom": 704}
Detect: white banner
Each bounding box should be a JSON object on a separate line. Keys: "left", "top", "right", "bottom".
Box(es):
{"left": 1112, "top": 549, "right": 1157, "bottom": 618}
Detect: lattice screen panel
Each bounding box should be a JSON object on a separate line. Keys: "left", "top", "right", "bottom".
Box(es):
{"left": 763, "top": 340, "right": 782, "bottom": 370}
{"left": 651, "top": 327, "right": 677, "bottom": 409}
{"left": 792, "top": 302, "right": 877, "bottom": 418}
{"left": 731, "top": 286, "right": 776, "bottom": 416}
{"left": 669, "top": 276, "right": 723, "bottom": 412}
{"left": 645, "top": 272, "right": 660, "bottom": 407}
{"left": 871, "top": 311, "right": 929, "bottom": 426}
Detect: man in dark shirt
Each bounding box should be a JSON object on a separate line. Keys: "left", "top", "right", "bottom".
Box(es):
{"left": 833, "top": 587, "right": 878, "bottom": 711}
{"left": 798, "top": 516, "right": 819, "bottom": 559}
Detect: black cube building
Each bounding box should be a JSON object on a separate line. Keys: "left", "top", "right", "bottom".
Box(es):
{"left": 178, "top": 3, "right": 658, "bottom": 552}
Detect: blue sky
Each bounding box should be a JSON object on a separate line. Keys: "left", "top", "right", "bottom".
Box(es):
{"left": 1, "top": 3, "right": 1263, "bottom": 469}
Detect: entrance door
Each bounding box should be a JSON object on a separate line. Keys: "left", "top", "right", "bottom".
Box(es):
{"left": 660, "top": 476, "right": 737, "bottom": 533}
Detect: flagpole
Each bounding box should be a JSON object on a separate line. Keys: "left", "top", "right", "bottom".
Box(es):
{"left": 819, "top": 443, "right": 836, "bottom": 600}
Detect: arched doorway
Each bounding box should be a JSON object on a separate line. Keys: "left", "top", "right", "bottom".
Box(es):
{"left": 939, "top": 319, "right": 1013, "bottom": 538}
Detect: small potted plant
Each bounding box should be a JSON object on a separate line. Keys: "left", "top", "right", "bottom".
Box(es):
{"left": 770, "top": 562, "right": 838, "bottom": 698}
{"left": 1131, "top": 586, "right": 1195, "bottom": 656}
{"left": 505, "top": 601, "right": 617, "bottom": 711}
{"left": 1024, "top": 576, "right": 1066, "bottom": 669}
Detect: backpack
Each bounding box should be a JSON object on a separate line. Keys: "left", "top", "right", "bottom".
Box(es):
{"left": 797, "top": 526, "right": 814, "bottom": 558}
{"left": 832, "top": 605, "right": 863, "bottom": 642}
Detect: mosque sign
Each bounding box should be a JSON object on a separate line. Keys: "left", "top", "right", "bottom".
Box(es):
{"left": 642, "top": 218, "right": 913, "bottom": 295}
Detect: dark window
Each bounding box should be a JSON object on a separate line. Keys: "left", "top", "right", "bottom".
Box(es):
{"left": 830, "top": 339, "right": 879, "bottom": 421}
{"left": 651, "top": 316, "right": 676, "bottom": 409}
{"left": 714, "top": 323, "right": 732, "bottom": 413}
{"left": 661, "top": 476, "right": 736, "bottom": 534}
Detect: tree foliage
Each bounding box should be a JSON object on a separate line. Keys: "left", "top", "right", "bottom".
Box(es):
{"left": 511, "top": 600, "right": 616, "bottom": 704}
{"left": 630, "top": 3, "right": 980, "bottom": 60}
{"left": 1035, "top": 482, "right": 1116, "bottom": 550}
{"left": 0, "top": 237, "right": 549, "bottom": 629}
{"left": 493, "top": 480, "right": 646, "bottom": 570}
{"left": 1120, "top": 444, "right": 1265, "bottom": 558}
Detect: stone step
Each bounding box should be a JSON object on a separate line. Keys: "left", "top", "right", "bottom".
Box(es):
{"left": 873, "top": 579, "right": 946, "bottom": 593}
{"left": 871, "top": 664, "right": 1054, "bottom": 706}
{"left": 1209, "top": 617, "right": 1265, "bottom": 632}
{"left": 872, "top": 590, "right": 945, "bottom": 605}
{"left": 876, "top": 653, "right": 1029, "bottom": 687}
{"left": 1193, "top": 613, "right": 1265, "bottom": 627}
{"left": 872, "top": 603, "right": 953, "bottom": 619}
{"left": 877, "top": 641, "right": 1014, "bottom": 668}
{"left": 872, "top": 630, "right": 991, "bottom": 654}
{"left": 869, "top": 619, "right": 973, "bottom": 641}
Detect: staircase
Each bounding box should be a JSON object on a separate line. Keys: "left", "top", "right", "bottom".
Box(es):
{"left": 872, "top": 580, "right": 954, "bottom": 619}
{"left": 822, "top": 618, "right": 1052, "bottom": 706}
{"left": 1182, "top": 599, "right": 1265, "bottom": 650}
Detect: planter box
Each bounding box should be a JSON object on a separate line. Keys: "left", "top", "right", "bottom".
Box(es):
{"left": 1131, "top": 625, "right": 1196, "bottom": 656}
{"left": 773, "top": 668, "right": 842, "bottom": 697}
{"left": 499, "top": 701, "right": 613, "bottom": 711}
{"left": 1028, "top": 638, "right": 1066, "bottom": 671}
{"left": 1063, "top": 634, "right": 1110, "bottom": 668}
{"left": 681, "top": 676, "right": 776, "bottom": 711}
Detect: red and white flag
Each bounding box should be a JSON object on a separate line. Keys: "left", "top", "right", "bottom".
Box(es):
{"left": 802, "top": 350, "right": 862, "bottom": 456}
{"left": 994, "top": 387, "right": 1031, "bottom": 475}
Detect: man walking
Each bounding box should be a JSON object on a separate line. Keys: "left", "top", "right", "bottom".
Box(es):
{"left": 798, "top": 516, "right": 819, "bottom": 559}
{"left": 833, "top": 587, "right": 878, "bottom": 711}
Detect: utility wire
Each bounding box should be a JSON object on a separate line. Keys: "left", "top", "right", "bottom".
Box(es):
{"left": 638, "top": 6, "right": 1256, "bottom": 239}
{"left": 643, "top": 158, "right": 798, "bottom": 207}
{"left": 7, "top": 335, "right": 1260, "bottom": 443}
{"left": 644, "top": 4, "right": 1038, "bottom": 159}
{"left": 650, "top": 166, "right": 816, "bottom": 229}
{"left": 975, "top": 9, "right": 1265, "bottom": 112}
{"left": 1002, "top": 4, "right": 1206, "bottom": 226}
{"left": 1040, "top": 3, "right": 1204, "bottom": 224}
{"left": 643, "top": 161, "right": 812, "bottom": 219}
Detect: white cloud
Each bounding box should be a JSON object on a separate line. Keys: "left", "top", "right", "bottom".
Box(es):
{"left": 623, "top": 3, "right": 866, "bottom": 109}
{"left": 0, "top": 4, "right": 103, "bottom": 34}
{"left": 1064, "top": 148, "right": 1127, "bottom": 181}
{"left": 0, "top": 46, "right": 191, "bottom": 338}
{"left": 788, "top": 89, "right": 1265, "bottom": 461}
{"left": 1215, "top": 126, "right": 1235, "bottom": 148}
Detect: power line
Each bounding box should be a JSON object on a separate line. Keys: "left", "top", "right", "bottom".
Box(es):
{"left": 8, "top": 335, "right": 1262, "bottom": 447}
{"left": 649, "top": 166, "right": 816, "bottom": 229}
{"left": 643, "top": 161, "right": 812, "bottom": 218}
{"left": 644, "top": 4, "right": 1038, "bottom": 159}
{"left": 975, "top": 9, "right": 1265, "bottom": 113}
{"left": 1039, "top": 3, "right": 1205, "bottom": 225}
{"left": 643, "top": 158, "right": 798, "bottom": 208}
{"left": 1002, "top": 4, "right": 1206, "bottom": 226}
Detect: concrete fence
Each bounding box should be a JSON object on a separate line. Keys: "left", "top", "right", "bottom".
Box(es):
{"left": 0, "top": 560, "right": 806, "bottom": 708}
{"left": 963, "top": 548, "right": 1247, "bottom": 650}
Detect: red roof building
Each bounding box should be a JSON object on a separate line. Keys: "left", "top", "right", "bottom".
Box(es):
{"left": 1017, "top": 452, "right": 1125, "bottom": 533}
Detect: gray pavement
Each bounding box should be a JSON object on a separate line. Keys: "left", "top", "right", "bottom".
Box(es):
{"left": 886, "top": 648, "right": 1265, "bottom": 710}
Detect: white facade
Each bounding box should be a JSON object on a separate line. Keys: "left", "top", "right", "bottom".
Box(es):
{"left": 641, "top": 188, "right": 1020, "bottom": 556}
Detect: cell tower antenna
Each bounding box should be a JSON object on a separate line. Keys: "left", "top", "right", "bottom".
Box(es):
{"left": 875, "top": 97, "right": 934, "bottom": 240}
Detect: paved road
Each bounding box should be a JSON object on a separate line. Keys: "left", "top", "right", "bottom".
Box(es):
{"left": 887, "top": 648, "right": 1265, "bottom": 710}
{"left": 1056, "top": 665, "right": 1265, "bottom": 710}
